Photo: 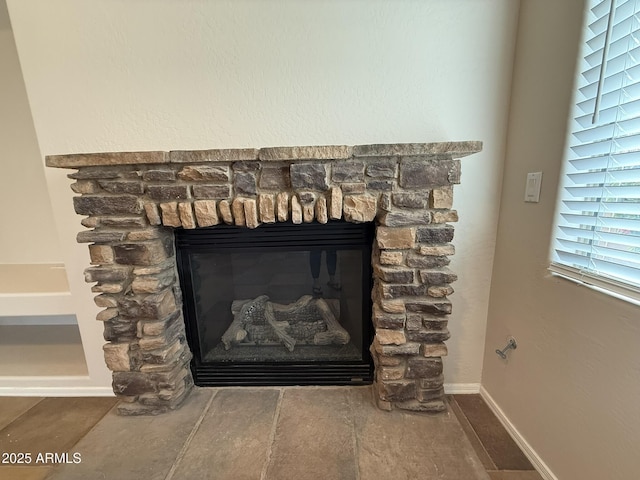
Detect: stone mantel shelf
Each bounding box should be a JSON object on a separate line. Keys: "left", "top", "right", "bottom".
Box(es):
{"left": 46, "top": 140, "right": 483, "bottom": 416}
{"left": 46, "top": 142, "right": 482, "bottom": 168}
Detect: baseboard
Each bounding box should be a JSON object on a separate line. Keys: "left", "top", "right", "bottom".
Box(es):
{"left": 443, "top": 383, "right": 481, "bottom": 394}
{"left": 2, "top": 384, "right": 478, "bottom": 397}
{"left": 0, "top": 380, "right": 114, "bottom": 397}
{"left": 0, "top": 314, "right": 77, "bottom": 326}
{"left": 479, "top": 386, "right": 557, "bottom": 480}
{"left": 0, "top": 387, "right": 114, "bottom": 397}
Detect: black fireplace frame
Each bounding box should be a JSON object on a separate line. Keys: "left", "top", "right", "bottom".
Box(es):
{"left": 175, "top": 220, "right": 375, "bottom": 386}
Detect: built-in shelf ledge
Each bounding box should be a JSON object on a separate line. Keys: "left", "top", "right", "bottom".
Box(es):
{"left": 0, "top": 264, "right": 74, "bottom": 317}
{"left": 0, "top": 324, "right": 88, "bottom": 377}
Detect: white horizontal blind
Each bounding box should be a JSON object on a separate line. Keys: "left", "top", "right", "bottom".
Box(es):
{"left": 551, "top": 0, "right": 640, "bottom": 300}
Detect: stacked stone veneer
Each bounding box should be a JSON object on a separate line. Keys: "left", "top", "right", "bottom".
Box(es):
{"left": 46, "top": 142, "right": 482, "bottom": 415}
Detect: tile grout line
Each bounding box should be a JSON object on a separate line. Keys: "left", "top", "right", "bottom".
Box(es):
{"left": 164, "top": 390, "right": 218, "bottom": 480}
{"left": 260, "top": 387, "right": 285, "bottom": 480}
{"left": 347, "top": 389, "right": 361, "bottom": 480}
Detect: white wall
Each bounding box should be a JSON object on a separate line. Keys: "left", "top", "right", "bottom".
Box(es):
{"left": 484, "top": 1, "right": 640, "bottom": 479}
{"left": 6, "top": 0, "right": 519, "bottom": 390}
{"left": 0, "top": 0, "right": 61, "bottom": 264}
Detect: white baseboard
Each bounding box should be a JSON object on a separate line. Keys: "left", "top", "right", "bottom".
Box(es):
{"left": 0, "top": 386, "right": 114, "bottom": 396}
{"left": 0, "top": 376, "right": 114, "bottom": 397}
{"left": 444, "top": 383, "right": 481, "bottom": 394}
{"left": 0, "top": 383, "right": 478, "bottom": 397}
{"left": 479, "top": 386, "right": 557, "bottom": 480}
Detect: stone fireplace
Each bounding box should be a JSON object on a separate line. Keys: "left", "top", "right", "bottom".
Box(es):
{"left": 46, "top": 141, "right": 482, "bottom": 415}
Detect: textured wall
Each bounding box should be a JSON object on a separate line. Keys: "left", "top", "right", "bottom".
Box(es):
{"left": 7, "top": 0, "right": 519, "bottom": 389}
{"left": 0, "top": 0, "right": 61, "bottom": 264}
{"left": 484, "top": 1, "right": 640, "bottom": 479}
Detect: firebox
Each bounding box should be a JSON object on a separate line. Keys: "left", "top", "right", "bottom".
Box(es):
{"left": 175, "top": 221, "right": 375, "bottom": 386}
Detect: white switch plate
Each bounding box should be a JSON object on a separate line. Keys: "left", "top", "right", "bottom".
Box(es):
{"left": 525, "top": 172, "right": 542, "bottom": 203}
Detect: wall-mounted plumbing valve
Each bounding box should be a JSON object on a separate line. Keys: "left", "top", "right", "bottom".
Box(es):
{"left": 495, "top": 337, "right": 517, "bottom": 359}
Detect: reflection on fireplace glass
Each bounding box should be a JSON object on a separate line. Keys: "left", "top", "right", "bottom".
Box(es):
{"left": 191, "top": 249, "right": 364, "bottom": 363}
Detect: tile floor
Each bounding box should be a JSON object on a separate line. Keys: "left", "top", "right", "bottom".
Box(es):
{"left": 0, "top": 388, "right": 542, "bottom": 480}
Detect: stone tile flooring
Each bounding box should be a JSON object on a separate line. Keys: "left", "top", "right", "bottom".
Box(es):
{"left": 0, "top": 388, "right": 542, "bottom": 480}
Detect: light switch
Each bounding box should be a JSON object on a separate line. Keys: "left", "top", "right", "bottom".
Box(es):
{"left": 524, "top": 172, "right": 542, "bottom": 203}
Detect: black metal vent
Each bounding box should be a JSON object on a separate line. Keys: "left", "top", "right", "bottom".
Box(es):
{"left": 175, "top": 220, "right": 374, "bottom": 250}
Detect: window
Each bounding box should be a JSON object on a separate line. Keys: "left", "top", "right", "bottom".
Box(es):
{"left": 551, "top": 0, "right": 640, "bottom": 301}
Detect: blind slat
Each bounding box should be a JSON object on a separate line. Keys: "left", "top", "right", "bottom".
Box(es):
{"left": 562, "top": 200, "right": 640, "bottom": 216}
{"left": 565, "top": 166, "right": 640, "bottom": 184}
{"left": 558, "top": 225, "right": 640, "bottom": 247}
{"left": 568, "top": 148, "right": 640, "bottom": 169}
{"left": 576, "top": 80, "right": 640, "bottom": 114}
{"left": 575, "top": 98, "right": 640, "bottom": 128}
{"left": 585, "top": 27, "right": 640, "bottom": 66}
{"left": 561, "top": 213, "right": 640, "bottom": 231}
{"left": 566, "top": 184, "right": 640, "bottom": 198}
{"left": 571, "top": 115, "right": 640, "bottom": 145}
{"left": 579, "top": 70, "right": 640, "bottom": 103}
{"left": 554, "top": 250, "right": 640, "bottom": 284}
{"left": 555, "top": 242, "right": 640, "bottom": 267}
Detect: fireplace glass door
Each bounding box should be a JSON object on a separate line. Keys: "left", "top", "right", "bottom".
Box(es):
{"left": 175, "top": 221, "right": 374, "bottom": 386}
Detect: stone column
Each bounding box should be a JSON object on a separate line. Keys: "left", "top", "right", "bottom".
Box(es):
{"left": 69, "top": 160, "right": 194, "bottom": 415}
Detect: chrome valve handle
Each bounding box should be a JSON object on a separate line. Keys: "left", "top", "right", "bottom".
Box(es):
{"left": 495, "top": 337, "right": 517, "bottom": 359}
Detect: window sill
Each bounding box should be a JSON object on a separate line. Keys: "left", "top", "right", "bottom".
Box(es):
{"left": 548, "top": 268, "right": 640, "bottom": 308}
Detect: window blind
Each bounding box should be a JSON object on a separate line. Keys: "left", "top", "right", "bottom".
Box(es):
{"left": 551, "top": 0, "right": 640, "bottom": 300}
